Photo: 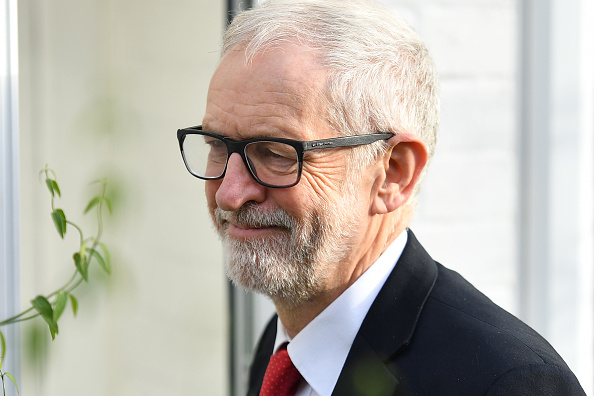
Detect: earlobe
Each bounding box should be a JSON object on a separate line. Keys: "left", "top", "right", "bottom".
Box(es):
{"left": 371, "top": 136, "right": 428, "bottom": 215}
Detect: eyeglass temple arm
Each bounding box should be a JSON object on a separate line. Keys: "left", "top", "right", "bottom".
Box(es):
{"left": 302, "top": 133, "right": 393, "bottom": 151}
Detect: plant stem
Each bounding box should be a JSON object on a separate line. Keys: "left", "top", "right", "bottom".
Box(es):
{"left": 0, "top": 308, "right": 34, "bottom": 327}
{"left": 67, "top": 220, "right": 85, "bottom": 246}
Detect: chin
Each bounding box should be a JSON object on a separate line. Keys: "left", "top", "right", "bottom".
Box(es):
{"left": 223, "top": 238, "right": 324, "bottom": 305}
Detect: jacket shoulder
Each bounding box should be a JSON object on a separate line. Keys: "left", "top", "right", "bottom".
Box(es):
{"left": 392, "top": 262, "right": 584, "bottom": 394}
{"left": 485, "top": 363, "right": 586, "bottom": 396}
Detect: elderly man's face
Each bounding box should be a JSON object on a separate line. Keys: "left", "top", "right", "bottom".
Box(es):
{"left": 202, "top": 44, "right": 373, "bottom": 303}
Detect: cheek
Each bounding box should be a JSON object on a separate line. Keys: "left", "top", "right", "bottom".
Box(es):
{"left": 264, "top": 186, "right": 317, "bottom": 221}
{"left": 283, "top": 181, "right": 341, "bottom": 226}
{"left": 299, "top": 169, "right": 346, "bottom": 206}
{"left": 300, "top": 154, "right": 349, "bottom": 197}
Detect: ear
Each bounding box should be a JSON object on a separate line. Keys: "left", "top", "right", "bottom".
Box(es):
{"left": 371, "top": 135, "right": 428, "bottom": 215}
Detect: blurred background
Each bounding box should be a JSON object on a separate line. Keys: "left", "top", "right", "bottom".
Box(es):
{"left": 1, "top": 0, "right": 592, "bottom": 395}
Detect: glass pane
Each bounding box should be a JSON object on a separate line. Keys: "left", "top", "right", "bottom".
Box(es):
{"left": 245, "top": 141, "right": 299, "bottom": 186}
{"left": 183, "top": 134, "right": 227, "bottom": 178}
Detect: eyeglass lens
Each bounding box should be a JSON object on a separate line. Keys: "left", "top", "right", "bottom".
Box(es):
{"left": 182, "top": 134, "right": 300, "bottom": 186}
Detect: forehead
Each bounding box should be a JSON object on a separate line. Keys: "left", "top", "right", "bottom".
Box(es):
{"left": 202, "top": 43, "right": 333, "bottom": 141}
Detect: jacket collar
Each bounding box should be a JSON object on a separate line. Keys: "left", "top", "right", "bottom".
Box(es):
{"left": 247, "top": 230, "right": 438, "bottom": 396}
{"left": 332, "top": 229, "right": 438, "bottom": 395}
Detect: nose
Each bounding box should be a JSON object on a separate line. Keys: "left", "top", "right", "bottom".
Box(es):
{"left": 214, "top": 152, "right": 266, "bottom": 211}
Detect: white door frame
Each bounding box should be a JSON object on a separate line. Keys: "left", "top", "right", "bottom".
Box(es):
{"left": 0, "top": 0, "right": 21, "bottom": 394}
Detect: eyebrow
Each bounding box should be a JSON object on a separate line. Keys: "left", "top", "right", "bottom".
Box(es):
{"left": 200, "top": 124, "right": 302, "bottom": 141}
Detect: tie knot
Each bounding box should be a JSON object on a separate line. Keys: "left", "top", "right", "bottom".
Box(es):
{"left": 260, "top": 346, "right": 302, "bottom": 396}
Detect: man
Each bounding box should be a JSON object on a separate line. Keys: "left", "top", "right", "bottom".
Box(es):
{"left": 177, "top": 0, "right": 586, "bottom": 394}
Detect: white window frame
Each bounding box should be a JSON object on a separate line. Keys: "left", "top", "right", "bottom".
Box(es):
{"left": 0, "top": 0, "right": 21, "bottom": 394}
{"left": 518, "top": 0, "right": 593, "bottom": 392}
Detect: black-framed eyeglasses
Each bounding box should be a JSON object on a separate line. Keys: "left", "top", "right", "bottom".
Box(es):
{"left": 177, "top": 125, "right": 393, "bottom": 188}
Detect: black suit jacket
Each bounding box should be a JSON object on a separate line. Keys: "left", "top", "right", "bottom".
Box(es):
{"left": 247, "top": 230, "right": 586, "bottom": 395}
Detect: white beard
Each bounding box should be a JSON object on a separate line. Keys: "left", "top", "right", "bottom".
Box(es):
{"left": 214, "top": 188, "right": 361, "bottom": 305}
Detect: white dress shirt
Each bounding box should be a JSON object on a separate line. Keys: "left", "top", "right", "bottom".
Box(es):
{"left": 271, "top": 231, "right": 408, "bottom": 396}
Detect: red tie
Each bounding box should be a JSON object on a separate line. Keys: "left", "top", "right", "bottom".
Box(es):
{"left": 259, "top": 344, "right": 302, "bottom": 396}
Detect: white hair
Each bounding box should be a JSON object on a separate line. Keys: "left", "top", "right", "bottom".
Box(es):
{"left": 222, "top": 0, "right": 439, "bottom": 186}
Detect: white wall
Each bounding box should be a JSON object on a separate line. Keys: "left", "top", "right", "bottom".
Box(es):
{"left": 18, "top": 0, "right": 228, "bottom": 395}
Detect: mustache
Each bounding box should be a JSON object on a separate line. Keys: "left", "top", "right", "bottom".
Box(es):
{"left": 214, "top": 203, "right": 296, "bottom": 230}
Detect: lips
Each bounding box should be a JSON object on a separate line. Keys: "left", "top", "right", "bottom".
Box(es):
{"left": 226, "top": 222, "right": 287, "bottom": 239}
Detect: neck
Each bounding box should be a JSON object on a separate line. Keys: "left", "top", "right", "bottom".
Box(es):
{"left": 273, "top": 211, "right": 409, "bottom": 338}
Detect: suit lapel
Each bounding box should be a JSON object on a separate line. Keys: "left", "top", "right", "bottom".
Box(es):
{"left": 332, "top": 230, "right": 438, "bottom": 395}
{"left": 331, "top": 335, "right": 400, "bottom": 395}
{"left": 247, "top": 231, "right": 438, "bottom": 396}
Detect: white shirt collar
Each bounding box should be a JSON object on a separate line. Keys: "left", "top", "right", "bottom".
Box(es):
{"left": 273, "top": 231, "right": 408, "bottom": 396}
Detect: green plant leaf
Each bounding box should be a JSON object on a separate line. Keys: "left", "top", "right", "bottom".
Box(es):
{"left": 83, "top": 196, "right": 101, "bottom": 214}
{"left": 98, "top": 243, "right": 111, "bottom": 273}
{"left": 45, "top": 178, "right": 61, "bottom": 198}
{"left": 0, "top": 330, "right": 5, "bottom": 370}
{"left": 89, "top": 248, "right": 110, "bottom": 274}
{"left": 69, "top": 294, "right": 79, "bottom": 317}
{"left": 53, "top": 292, "right": 68, "bottom": 323}
{"left": 51, "top": 209, "right": 67, "bottom": 239}
{"left": 80, "top": 241, "right": 87, "bottom": 262}
{"left": 73, "top": 253, "right": 89, "bottom": 282}
{"left": 103, "top": 197, "right": 113, "bottom": 214}
{"left": 31, "top": 296, "right": 58, "bottom": 340}
{"left": 4, "top": 371, "right": 19, "bottom": 394}
{"left": 45, "top": 179, "right": 55, "bottom": 197}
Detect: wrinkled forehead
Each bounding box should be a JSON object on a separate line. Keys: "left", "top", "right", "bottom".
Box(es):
{"left": 204, "top": 43, "right": 335, "bottom": 141}
{"left": 212, "top": 42, "right": 326, "bottom": 97}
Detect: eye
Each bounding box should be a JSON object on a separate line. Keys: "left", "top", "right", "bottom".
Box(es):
{"left": 204, "top": 136, "right": 225, "bottom": 148}
{"left": 253, "top": 143, "right": 295, "bottom": 161}
{"left": 266, "top": 147, "right": 293, "bottom": 160}
{"left": 246, "top": 141, "right": 298, "bottom": 176}
{"left": 204, "top": 136, "right": 227, "bottom": 163}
